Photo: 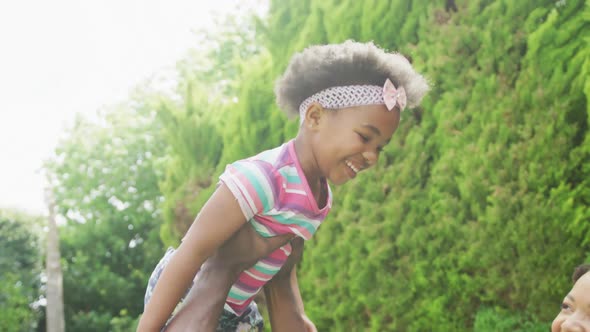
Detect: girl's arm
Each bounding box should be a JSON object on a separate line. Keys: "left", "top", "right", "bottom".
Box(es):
{"left": 136, "top": 184, "right": 250, "bottom": 332}
{"left": 264, "top": 238, "right": 316, "bottom": 332}
{"left": 165, "top": 223, "right": 294, "bottom": 331}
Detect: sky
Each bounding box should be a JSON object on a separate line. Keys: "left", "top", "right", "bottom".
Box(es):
{"left": 0, "top": 0, "right": 265, "bottom": 215}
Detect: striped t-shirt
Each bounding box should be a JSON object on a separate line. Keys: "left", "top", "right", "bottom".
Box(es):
{"left": 218, "top": 139, "right": 332, "bottom": 316}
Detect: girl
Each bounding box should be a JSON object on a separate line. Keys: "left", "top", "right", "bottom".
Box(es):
{"left": 138, "top": 40, "right": 429, "bottom": 331}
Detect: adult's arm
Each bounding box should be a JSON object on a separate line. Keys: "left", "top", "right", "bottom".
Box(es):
{"left": 165, "top": 223, "right": 295, "bottom": 331}
{"left": 264, "top": 238, "right": 316, "bottom": 332}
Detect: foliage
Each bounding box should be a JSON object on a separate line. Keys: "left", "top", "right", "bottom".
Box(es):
{"left": 156, "top": 6, "right": 281, "bottom": 244}
{"left": 156, "top": 84, "right": 225, "bottom": 244}
{"left": 44, "top": 88, "right": 168, "bottom": 330}
{"left": 271, "top": 0, "right": 590, "bottom": 330}
{"left": 0, "top": 273, "right": 38, "bottom": 332}
{"left": 473, "top": 307, "right": 546, "bottom": 332}
{"left": 0, "top": 210, "right": 43, "bottom": 332}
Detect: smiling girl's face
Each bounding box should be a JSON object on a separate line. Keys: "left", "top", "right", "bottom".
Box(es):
{"left": 308, "top": 104, "right": 400, "bottom": 185}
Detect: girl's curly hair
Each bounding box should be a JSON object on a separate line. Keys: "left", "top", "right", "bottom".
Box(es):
{"left": 275, "top": 40, "right": 430, "bottom": 117}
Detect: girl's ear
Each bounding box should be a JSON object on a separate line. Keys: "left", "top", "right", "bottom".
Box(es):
{"left": 304, "top": 102, "right": 325, "bottom": 130}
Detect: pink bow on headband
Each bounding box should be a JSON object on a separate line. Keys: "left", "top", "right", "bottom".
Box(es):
{"left": 383, "top": 79, "right": 407, "bottom": 112}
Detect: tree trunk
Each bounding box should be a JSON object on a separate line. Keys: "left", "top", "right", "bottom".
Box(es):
{"left": 45, "top": 190, "right": 65, "bottom": 332}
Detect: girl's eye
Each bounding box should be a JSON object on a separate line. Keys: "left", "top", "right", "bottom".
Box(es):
{"left": 357, "top": 133, "right": 370, "bottom": 143}
{"left": 561, "top": 302, "right": 572, "bottom": 311}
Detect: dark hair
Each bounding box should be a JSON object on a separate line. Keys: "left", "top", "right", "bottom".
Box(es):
{"left": 572, "top": 264, "right": 590, "bottom": 283}
{"left": 275, "top": 40, "right": 430, "bottom": 117}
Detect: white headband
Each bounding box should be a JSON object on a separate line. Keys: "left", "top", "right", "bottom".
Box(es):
{"left": 298, "top": 79, "right": 406, "bottom": 124}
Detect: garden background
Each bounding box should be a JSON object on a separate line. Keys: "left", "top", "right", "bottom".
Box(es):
{"left": 2, "top": 0, "right": 589, "bottom": 331}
